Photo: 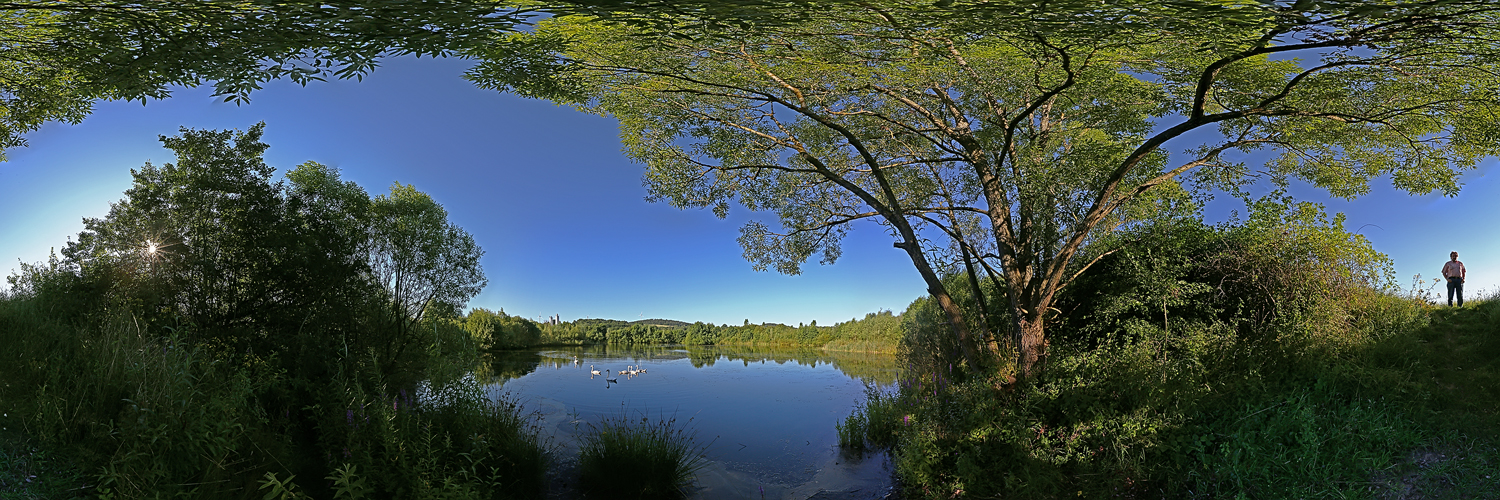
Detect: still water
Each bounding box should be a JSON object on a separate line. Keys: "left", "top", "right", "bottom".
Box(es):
{"left": 478, "top": 345, "right": 899, "bottom": 500}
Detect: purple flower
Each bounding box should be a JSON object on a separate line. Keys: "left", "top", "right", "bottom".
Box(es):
{"left": 346, "top": 409, "right": 353, "bottom": 424}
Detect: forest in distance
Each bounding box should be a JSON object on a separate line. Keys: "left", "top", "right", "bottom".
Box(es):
{"left": 463, "top": 310, "right": 903, "bottom": 352}
{"left": 10, "top": 0, "right": 1500, "bottom": 499}
{"left": 474, "top": 345, "right": 904, "bottom": 386}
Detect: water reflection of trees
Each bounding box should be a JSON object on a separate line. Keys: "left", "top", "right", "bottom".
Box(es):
{"left": 684, "top": 346, "right": 899, "bottom": 385}
{"left": 477, "top": 345, "right": 899, "bottom": 385}
{"left": 472, "top": 350, "right": 542, "bottom": 384}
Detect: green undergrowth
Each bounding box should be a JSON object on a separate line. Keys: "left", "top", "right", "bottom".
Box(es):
{"left": 576, "top": 411, "right": 708, "bottom": 500}
{"left": 0, "top": 295, "right": 548, "bottom": 499}
{"left": 841, "top": 211, "right": 1500, "bottom": 498}
{"left": 844, "top": 293, "right": 1500, "bottom": 498}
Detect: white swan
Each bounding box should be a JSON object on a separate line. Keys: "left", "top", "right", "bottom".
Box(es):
{"left": 590, "top": 365, "right": 601, "bottom": 376}
{"left": 637, "top": 366, "right": 646, "bottom": 374}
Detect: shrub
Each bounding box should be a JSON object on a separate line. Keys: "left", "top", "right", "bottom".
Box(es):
{"left": 576, "top": 412, "right": 707, "bottom": 500}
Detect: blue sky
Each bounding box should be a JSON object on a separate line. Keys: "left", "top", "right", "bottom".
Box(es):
{"left": 3, "top": 56, "right": 1497, "bottom": 326}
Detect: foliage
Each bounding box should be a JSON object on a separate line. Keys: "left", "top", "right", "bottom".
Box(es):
{"left": 0, "top": 249, "right": 542, "bottom": 500}
{"left": 0, "top": 0, "right": 531, "bottom": 160}
{"left": 464, "top": 308, "right": 542, "bottom": 350}
{"left": 51, "top": 125, "right": 484, "bottom": 380}
{"left": 840, "top": 209, "right": 1500, "bottom": 498}
{"left": 836, "top": 386, "right": 902, "bottom": 454}
{"left": 534, "top": 312, "right": 902, "bottom": 351}
{"left": 576, "top": 411, "right": 707, "bottom": 500}
{"left": 1054, "top": 197, "right": 1397, "bottom": 348}
{"left": 366, "top": 180, "right": 488, "bottom": 373}
{"left": 0, "top": 427, "right": 85, "bottom": 499}
{"left": 327, "top": 463, "right": 370, "bottom": 500}
{"left": 0, "top": 125, "right": 542, "bottom": 499}
{"left": 314, "top": 373, "right": 548, "bottom": 499}
{"left": 470, "top": 1, "right": 1500, "bottom": 379}
{"left": 0, "top": 0, "right": 1325, "bottom": 162}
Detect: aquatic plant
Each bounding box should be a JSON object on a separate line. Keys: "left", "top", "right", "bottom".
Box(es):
{"left": 576, "top": 412, "right": 707, "bottom": 500}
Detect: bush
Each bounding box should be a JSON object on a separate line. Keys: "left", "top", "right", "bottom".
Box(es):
{"left": 576, "top": 412, "right": 707, "bottom": 500}
{"left": 316, "top": 374, "right": 547, "bottom": 499}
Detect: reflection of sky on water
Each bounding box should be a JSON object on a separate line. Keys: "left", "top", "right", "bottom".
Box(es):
{"left": 480, "top": 345, "right": 898, "bottom": 499}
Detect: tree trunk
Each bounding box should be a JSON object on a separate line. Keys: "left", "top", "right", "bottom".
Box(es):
{"left": 1014, "top": 310, "right": 1047, "bottom": 380}
{"left": 896, "top": 240, "right": 986, "bottom": 370}
{"left": 934, "top": 287, "right": 983, "bottom": 369}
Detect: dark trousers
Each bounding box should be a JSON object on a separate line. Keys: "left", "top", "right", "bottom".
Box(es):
{"left": 1448, "top": 277, "right": 1464, "bottom": 307}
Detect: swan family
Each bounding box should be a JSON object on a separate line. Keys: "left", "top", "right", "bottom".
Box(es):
{"left": 585, "top": 361, "right": 647, "bottom": 383}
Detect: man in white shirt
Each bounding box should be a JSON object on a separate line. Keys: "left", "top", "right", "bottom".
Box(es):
{"left": 1442, "top": 251, "right": 1467, "bottom": 307}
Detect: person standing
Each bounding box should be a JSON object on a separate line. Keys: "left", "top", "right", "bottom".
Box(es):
{"left": 1443, "top": 251, "right": 1467, "bottom": 307}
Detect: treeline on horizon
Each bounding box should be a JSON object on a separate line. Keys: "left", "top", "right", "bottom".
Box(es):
{"left": 480, "top": 344, "right": 902, "bottom": 385}
{"left": 457, "top": 309, "right": 902, "bottom": 352}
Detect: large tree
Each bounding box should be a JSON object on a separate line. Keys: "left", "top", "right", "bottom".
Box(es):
{"left": 0, "top": 0, "right": 1275, "bottom": 161}
{"left": 468, "top": 1, "right": 1500, "bottom": 380}
{"left": 62, "top": 125, "right": 486, "bottom": 373}
{"left": 62, "top": 124, "right": 368, "bottom": 353}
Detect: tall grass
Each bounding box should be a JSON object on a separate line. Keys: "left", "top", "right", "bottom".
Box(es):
{"left": 0, "top": 292, "right": 548, "bottom": 499}
{"left": 842, "top": 286, "right": 1500, "bottom": 498}
{"left": 837, "top": 386, "right": 902, "bottom": 453}
{"left": 576, "top": 412, "right": 707, "bottom": 500}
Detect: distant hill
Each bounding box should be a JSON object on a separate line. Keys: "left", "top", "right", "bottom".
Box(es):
{"left": 631, "top": 318, "right": 691, "bottom": 329}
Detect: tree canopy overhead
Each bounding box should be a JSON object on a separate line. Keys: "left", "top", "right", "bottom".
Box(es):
{"left": 468, "top": 0, "right": 1500, "bottom": 379}
{"left": 1, "top": 0, "right": 535, "bottom": 160}
{"left": 0, "top": 0, "right": 1330, "bottom": 162}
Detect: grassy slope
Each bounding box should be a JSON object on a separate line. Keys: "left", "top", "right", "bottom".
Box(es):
{"left": 845, "top": 293, "right": 1500, "bottom": 499}
{"left": 1357, "top": 298, "right": 1500, "bottom": 498}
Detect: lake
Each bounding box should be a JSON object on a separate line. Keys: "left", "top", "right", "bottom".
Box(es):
{"left": 477, "top": 345, "right": 900, "bottom": 500}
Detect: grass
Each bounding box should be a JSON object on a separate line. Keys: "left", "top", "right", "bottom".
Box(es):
{"left": 837, "top": 386, "right": 902, "bottom": 453}
{"left": 0, "top": 429, "right": 85, "bottom": 499}
{"left": 1350, "top": 294, "right": 1500, "bottom": 498}
{"left": 842, "top": 292, "right": 1500, "bottom": 498}
{"left": 1360, "top": 295, "right": 1500, "bottom": 436}
{"left": 576, "top": 412, "right": 707, "bottom": 500}
{"left": 0, "top": 293, "right": 549, "bottom": 499}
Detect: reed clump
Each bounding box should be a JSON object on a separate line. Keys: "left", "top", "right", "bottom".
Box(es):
{"left": 576, "top": 412, "right": 707, "bottom": 500}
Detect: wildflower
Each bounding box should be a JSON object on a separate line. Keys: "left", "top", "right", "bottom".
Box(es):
{"left": 346, "top": 409, "right": 354, "bottom": 424}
